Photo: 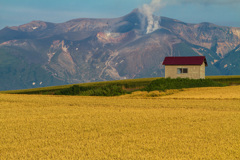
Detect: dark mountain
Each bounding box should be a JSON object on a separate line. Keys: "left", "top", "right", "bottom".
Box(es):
{"left": 0, "top": 9, "right": 240, "bottom": 90}
{"left": 215, "top": 45, "right": 240, "bottom": 75}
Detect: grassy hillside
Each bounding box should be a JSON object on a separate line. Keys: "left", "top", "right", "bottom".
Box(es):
{"left": 0, "top": 77, "right": 160, "bottom": 95}
{"left": 1, "top": 75, "right": 240, "bottom": 95}
{"left": 206, "top": 75, "right": 240, "bottom": 85}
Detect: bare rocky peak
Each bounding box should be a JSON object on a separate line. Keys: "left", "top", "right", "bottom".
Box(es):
{"left": 10, "top": 21, "right": 54, "bottom": 32}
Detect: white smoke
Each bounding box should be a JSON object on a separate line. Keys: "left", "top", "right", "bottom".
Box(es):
{"left": 138, "top": 0, "right": 238, "bottom": 34}
{"left": 140, "top": 0, "right": 164, "bottom": 34}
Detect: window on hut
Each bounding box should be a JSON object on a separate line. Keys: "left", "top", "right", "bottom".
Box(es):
{"left": 177, "top": 68, "right": 188, "bottom": 74}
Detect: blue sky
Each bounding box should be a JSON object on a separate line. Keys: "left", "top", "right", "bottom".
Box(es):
{"left": 0, "top": 0, "right": 240, "bottom": 29}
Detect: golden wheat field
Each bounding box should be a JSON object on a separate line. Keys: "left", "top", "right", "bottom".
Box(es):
{"left": 1, "top": 86, "right": 240, "bottom": 159}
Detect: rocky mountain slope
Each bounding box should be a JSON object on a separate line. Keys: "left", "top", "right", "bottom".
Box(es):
{"left": 0, "top": 9, "right": 240, "bottom": 90}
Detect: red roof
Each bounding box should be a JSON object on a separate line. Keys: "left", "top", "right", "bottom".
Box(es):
{"left": 162, "top": 56, "right": 208, "bottom": 66}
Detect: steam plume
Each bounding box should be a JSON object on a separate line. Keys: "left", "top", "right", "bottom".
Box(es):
{"left": 140, "top": 0, "right": 164, "bottom": 34}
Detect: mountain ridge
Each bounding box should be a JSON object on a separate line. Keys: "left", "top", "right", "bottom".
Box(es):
{"left": 0, "top": 9, "right": 240, "bottom": 91}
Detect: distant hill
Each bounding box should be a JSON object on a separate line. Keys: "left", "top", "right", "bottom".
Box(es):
{"left": 2, "top": 75, "right": 240, "bottom": 96}
{"left": 0, "top": 9, "right": 240, "bottom": 91}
